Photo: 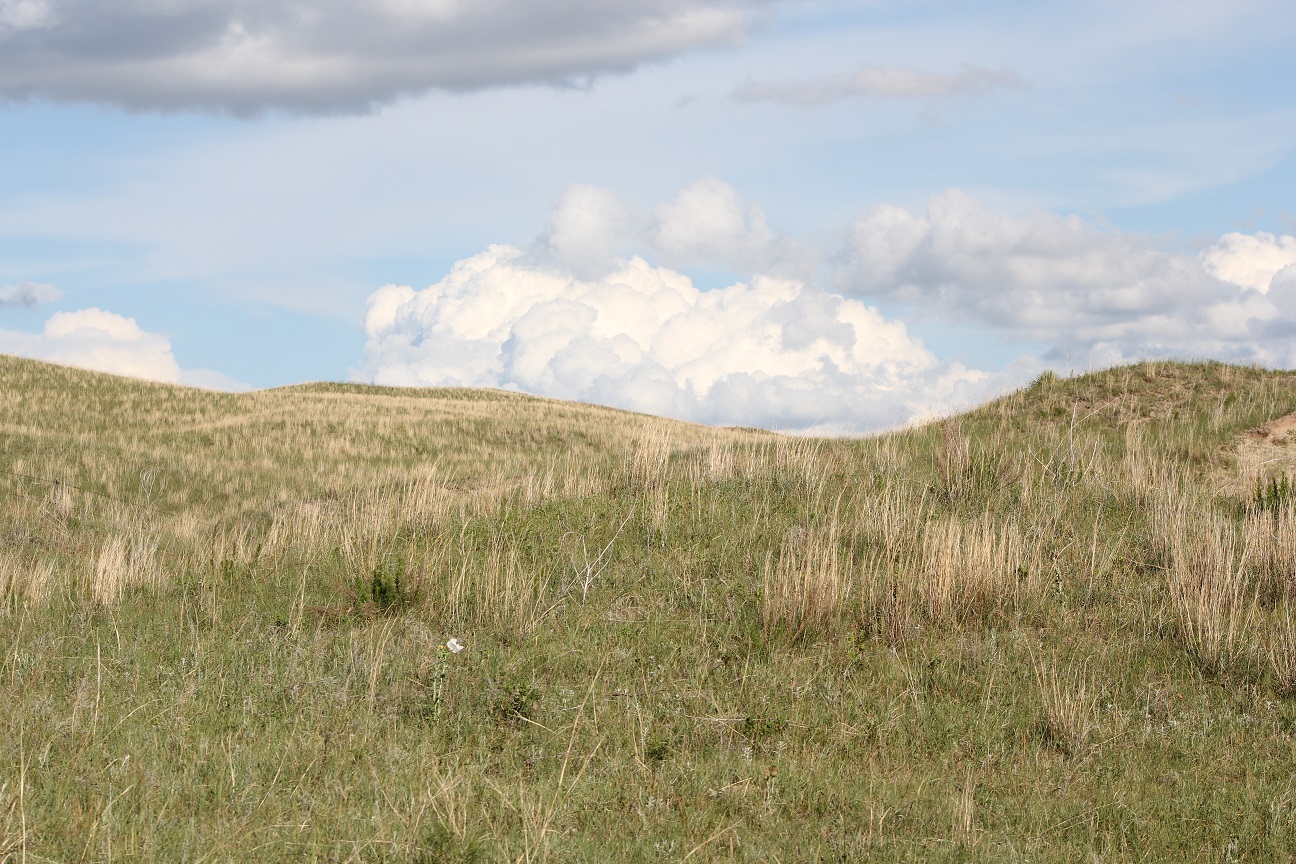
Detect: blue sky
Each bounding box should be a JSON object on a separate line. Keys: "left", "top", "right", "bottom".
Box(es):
{"left": 1, "top": 0, "right": 1294, "bottom": 432}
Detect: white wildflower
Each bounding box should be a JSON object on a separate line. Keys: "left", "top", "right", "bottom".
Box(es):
{"left": 446, "top": 637, "right": 465, "bottom": 654}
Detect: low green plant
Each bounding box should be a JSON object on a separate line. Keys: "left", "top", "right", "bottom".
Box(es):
{"left": 489, "top": 674, "right": 541, "bottom": 724}
{"left": 353, "top": 557, "right": 417, "bottom": 615}
{"left": 1255, "top": 474, "right": 1295, "bottom": 512}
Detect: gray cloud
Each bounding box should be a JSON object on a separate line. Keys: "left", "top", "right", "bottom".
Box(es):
{"left": 735, "top": 62, "right": 1025, "bottom": 106}
{"left": 0, "top": 0, "right": 765, "bottom": 114}
{"left": 0, "top": 281, "right": 61, "bottom": 307}
{"left": 837, "top": 190, "right": 1296, "bottom": 369}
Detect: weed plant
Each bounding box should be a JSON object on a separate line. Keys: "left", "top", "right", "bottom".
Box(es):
{"left": 4, "top": 355, "right": 1296, "bottom": 861}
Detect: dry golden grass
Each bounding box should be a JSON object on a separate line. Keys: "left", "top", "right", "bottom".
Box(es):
{"left": 1271, "top": 611, "right": 1296, "bottom": 694}
{"left": 0, "top": 548, "right": 53, "bottom": 607}
{"left": 1165, "top": 514, "right": 1257, "bottom": 675}
{"left": 1034, "top": 658, "right": 1099, "bottom": 756}
{"left": 1243, "top": 502, "right": 1296, "bottom": 605}
{"left": 85, "top": 532, "right": 162, "bottom": 607}
{"left": 918, "top": 516, "right": 1031, "bottom": 627}
{"left": 762, "top": 515, "right": 849, "bottom": 643}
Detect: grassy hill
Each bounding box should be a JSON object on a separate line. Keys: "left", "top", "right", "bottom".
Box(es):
{"left": 3, "top": 354, "right": 1296, "bottom": 862}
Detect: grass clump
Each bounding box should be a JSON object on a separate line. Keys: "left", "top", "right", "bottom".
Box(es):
{"left": 1164, "top": 517, "right": 1257, "bottom": 677}
{"left": 1034, "top": 658, "right": 1099, "bottom": 757}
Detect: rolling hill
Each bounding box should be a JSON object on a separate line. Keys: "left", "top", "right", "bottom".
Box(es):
{"left": 3, "top": 354, "right": 1296, "bottom": 862}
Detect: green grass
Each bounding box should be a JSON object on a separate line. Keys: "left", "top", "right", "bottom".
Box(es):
{"left": 4, "top": 355, "right": 1296, "bottom": 861}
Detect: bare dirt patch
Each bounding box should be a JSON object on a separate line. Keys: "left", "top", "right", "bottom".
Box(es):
{"left": 1236, "top": 410, "right": 1296, "bottom": 488}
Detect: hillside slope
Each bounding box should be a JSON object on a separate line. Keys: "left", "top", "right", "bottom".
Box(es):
{"left": 4, "top": 355, "right": 1296, "bottom": 862}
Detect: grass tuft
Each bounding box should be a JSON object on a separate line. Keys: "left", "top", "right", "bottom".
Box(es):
{"left": 1165, "top": 517, "right": 1257, "bottom": 676}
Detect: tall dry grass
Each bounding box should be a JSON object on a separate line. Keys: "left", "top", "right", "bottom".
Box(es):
{"left": 0, "top": 549, "right": 54, "bottom": 608}
{"left": 918, "top": 517, "right": 1031, "bottom": 627}
{"left": 86, "top": 533, "right": 162, "bottom": 607}
{"left": 447, "top": 536, "right": 559, "bottom": 637}
{"left": 1243, "top": 502, "right": 1296, "bottom": 605}
{"left": 1034, "top": 659, "right": 1099, "bottom": 756}
{"left": 1271, "top": 611, "right": 1296, "bottom": 694}
{"left": 1164, "top": 516, "right": 1256, "bottom": 675}
{"left": 763, "top": 516, "right": 850, "bottom": 643}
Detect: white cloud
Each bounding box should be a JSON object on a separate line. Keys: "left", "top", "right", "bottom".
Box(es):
{"left": 529, "top": 177, "right": 805, "bottom": 282}
{"left": 0, "top": 0, "right": 767, "bottom": 114}
{"left": 0, "top": 281, "right": 61, "bottom": 307}
{"left": 530, "top": 185, "right": 639, "bottom": 280}
{"left": 360, "top": 237, "right": 1001, "bottom": 434}
{"left": 838, "top": 190, "right": 1296, "bottom": 368}
{"left": 361, "top": 181, "right": 1296, "bottom": 434}
{"left": 1202, "top": 231, "right": 1296, "bottom": 293}
{"left": 735, "top": 63, "right": 1025, "bottom": 106}
{"left": 648, "top": 176, "right": 778, "bottom": 271}
{"left": 0, "top": 307, "right": 247, "bottom": 390}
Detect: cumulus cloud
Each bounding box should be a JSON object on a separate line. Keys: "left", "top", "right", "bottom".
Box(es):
{"left": 360, "top": 242, "right": 1000, "bottom": 435}
{"left": 0, "top": 307, "right": 247, "bottom": 390}
{"left": 529, "top": 177, "right": 806, "bottom": 281}
{"left": 735, "top": 63, "right": 1025, "bottom": 106}
{"left": 838, "top": 190, "right": 1296, "bottom": 368}
{"left": 362, "top": 181, "right": 1296, "bottom": 434}
{"left": 0, "top": 281, "right": 61, "bottom": 307}
{"left": 648, "top": 176, "right": 778, "bottom": 271}
{"left": 529, "top": 185, "right": 640, "bottom": 280}
{"left": 0, "top": 0, "right": 765, "bottom": 114}
{"left": 1202, "top": 231, "right": 1296, "bottom": 293}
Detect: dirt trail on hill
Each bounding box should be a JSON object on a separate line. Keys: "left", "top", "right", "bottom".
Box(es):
{"left": 1236, "top": 410, "right": 1296, "bottom": 487}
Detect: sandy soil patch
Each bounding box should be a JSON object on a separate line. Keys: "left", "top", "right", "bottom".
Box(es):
{"left": 1236, "top": 411, "right": 1296, "bottom": 488}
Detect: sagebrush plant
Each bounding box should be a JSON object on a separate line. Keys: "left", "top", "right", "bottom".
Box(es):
{"left": 6, "top": 356, "right": 1296, "bottom": 861}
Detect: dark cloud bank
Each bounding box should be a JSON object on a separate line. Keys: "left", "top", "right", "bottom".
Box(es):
{"left": 0, "top": 0, "right": 767, "bottom": 114}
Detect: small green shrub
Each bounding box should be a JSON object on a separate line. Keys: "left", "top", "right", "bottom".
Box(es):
{"left": 1255, "top": 474, "right": 1295, "bottom": 513}
{"left": 488, "top": 676, "right": 541, "bottom": 723}
{"left": 413, "top": 825, "right": 486, "bottom": 864}
{"left": 741, "top": 714, "right": 788, "bottom": 743}
{"left": 352, "top": 557, "right": 417, "bottom": 615}
{"left": 644, "top": 734, "right": 672, "bottom": 765}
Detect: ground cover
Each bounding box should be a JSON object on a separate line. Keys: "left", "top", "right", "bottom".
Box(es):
{"left": 3, "top": 355, "right": 1296, "bottom": 862}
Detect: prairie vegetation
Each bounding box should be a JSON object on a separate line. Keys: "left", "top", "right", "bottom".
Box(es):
{"left": 3, "top": 354, "right": 1296, "bottom": 861}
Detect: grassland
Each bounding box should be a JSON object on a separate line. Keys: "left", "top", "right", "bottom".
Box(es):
{"left": 3, "top": 353, "right": 1296, "bottom": 862}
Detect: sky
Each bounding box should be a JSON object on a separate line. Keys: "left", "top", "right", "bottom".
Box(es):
{"left": 1, "top": 0, "right": 1294, "bottom": 434}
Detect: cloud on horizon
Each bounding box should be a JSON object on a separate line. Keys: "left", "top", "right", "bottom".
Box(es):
{"left": 0, "top": 0, "right": 767, "bottom": 114}
{"left": 360, "top": 181, "right": 1023, "bottom": 435}
{"left": 735, "top": 63, "right": 1025, "bottom": 106}
{"left": 837, "top": 190, "right": 1296, "bottom": 369}
{"left": 362, "top": 181, "right": 1296, "bottom": 434}
{"left": 0, "top": 306, "right": 248, "bottom": 390}
{"left": 359, "top": 251, "right": 1002, "bottom": 435}
{"left": 530, "top": 178, "right": 808, "bottom": 281}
